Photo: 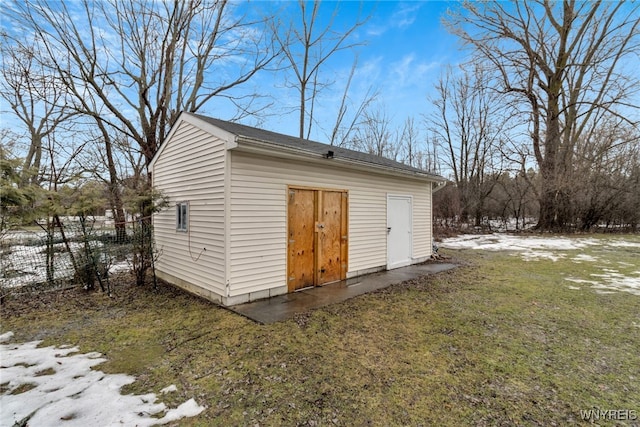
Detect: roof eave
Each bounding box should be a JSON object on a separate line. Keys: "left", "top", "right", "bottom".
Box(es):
{"left": 233, "top": 136, "right": 444, "bottom": 183}
{"left": 432, "top": 180, "right": 448, "bottom": 193}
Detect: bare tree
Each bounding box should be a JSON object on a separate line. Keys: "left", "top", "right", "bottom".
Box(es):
{"left": 427, "top": 64, "right": 505, "bottom": 225}
{"left": 8, "top": 0, "right": 278, "bottom": 169}
{"left": 399, "top": 117, "right": 421, "bottom": 168}
{"left": 0, "top": 130, "right": 42, "bottom": 237}
{"left": 352, "top": 107, "right": 399, "bottom": 160}
{"left": 433, "top": 183, "right": 461, "bottom": 230}
{"left": 4, "top": 0, "right": 281, "bottom": 286}
{"left": 615, "top": 141, "right": 640, "bottom": 231}
{"left": 446, "top": 0, "right": 640, "bottom": 231}
{"left": 272, "top": 1, "right": 368, "bottom": 139}
{"left": 572, "top": 119, "right": 640, "bottom": 230}
{"left": 38, "top": 126, "right": 90, "bottom": 283}
{"left": 80, "top": 121, "right": 130, "bottom": 240}
{"left": 326, "top": 58, "right": 378, "bottom": 147}
{"left": 0, "top": 36, "right": 76, "bottom": 186}
{"left": 493, "top": 170, "right": 538, "bottom": 231}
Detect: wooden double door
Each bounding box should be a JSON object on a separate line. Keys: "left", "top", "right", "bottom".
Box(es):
{"left": 288, "top": 187, "right": 348, "bottom": 292}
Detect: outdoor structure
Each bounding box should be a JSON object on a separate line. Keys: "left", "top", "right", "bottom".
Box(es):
{"left": 149, "top": 112, "right": 445, "bottom": 306}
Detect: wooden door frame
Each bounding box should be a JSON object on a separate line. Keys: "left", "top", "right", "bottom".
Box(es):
{"left": 287, "top": 185, "right": 349, "bottom": 291}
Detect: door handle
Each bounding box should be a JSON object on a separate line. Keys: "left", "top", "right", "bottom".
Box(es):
{"left": 387, "top": 227, "right": 391, "bottom": 233}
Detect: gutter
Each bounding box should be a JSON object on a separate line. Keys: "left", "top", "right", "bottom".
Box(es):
{"left": 432, "top": 180, "right": 448, "bottom": 193}
{"left": 233, "top": 135, "right": 445, "bottom": 183}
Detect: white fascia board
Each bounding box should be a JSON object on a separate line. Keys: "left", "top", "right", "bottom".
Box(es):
{"left": 148, "top": 113, "right": 185, "bottom": 172}
{"left": 148, "top": 112, "right": 238, "bottom": 171}
{"left": 181, "top": 113, "right": 238, "bottom": 150}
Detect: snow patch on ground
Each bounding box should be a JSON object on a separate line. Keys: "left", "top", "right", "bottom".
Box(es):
{"left": 565, "top": 278, "right": 600, "bottom": 285}
{"left": 440, "top": 234, "right": 600, "bottom": 253}
{"left": 609, "top": 240, "right": 640, "bottom": 248}
{"left": 520, "top": 251, "right": 566, "bottom": 262}
{"left": 565, "top": 270, "right": 640, "bottom": 296}
{"left": 588, "top": 271, "right": 640, "bottom": 296}
{"left": 160, "top": 384, "right": 178, "bottom": 394}
{"left": 0, "top": 338, "right": 205, "bottom": 426}
{"left": 571, "top": 254, "right": 599, "bottom": 263}
{"left": 0, "top": 331, "right": 15, "bottom": 343}
{"left": 441, "top": 233, "right": 640, "bottom": 296}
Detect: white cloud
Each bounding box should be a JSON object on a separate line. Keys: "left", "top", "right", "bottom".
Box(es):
{"left": 392, "top": 53, "right": 416, "bottom": 82}
{"left": 392, "top": 3, "right": 422, "bottom": 29}
{"left": 366, "top": 2, "right": 422, "bottom": 36}
{"left": 389, "top": 53, "right": 439, "bottom": 90}
{"left": 366, "top": 24, "right": 387, "bottom": 37}
{"left": 355, "top": 56, "right": 384, "bottom": 84}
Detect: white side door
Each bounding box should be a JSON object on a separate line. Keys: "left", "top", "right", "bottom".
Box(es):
{"left": 387, "top": 195, "right": 413, "bottom": 269}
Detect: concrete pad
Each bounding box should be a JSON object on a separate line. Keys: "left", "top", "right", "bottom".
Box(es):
{"left": 229, "top": 262, "right": 457, "bottom": 324}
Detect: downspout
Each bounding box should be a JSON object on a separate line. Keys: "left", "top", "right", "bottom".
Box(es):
{"left": 431, "top": 180, "right": 447, "bottom": 257}
{"left": 223, "top": 136, "right": 236, "bottom": 300}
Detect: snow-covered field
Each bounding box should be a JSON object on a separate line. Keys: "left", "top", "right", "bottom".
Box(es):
{"left": 440, "top": 234, "right": 640, "bottom": 296}
{"left": 0, "top": 331, "right": 205, "bottom": 426}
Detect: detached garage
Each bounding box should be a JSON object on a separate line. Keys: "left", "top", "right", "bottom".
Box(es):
{"left": 150, "top": 112, "right": 445, "bottom": 306}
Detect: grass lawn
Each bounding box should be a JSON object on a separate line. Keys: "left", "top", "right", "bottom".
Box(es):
{"left": 2, "top": 235, "right": 639, "bottom": 426}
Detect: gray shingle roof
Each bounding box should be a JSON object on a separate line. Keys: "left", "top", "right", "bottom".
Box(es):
{"left": 188, "top": 113, "right": 443, "bottom": 181}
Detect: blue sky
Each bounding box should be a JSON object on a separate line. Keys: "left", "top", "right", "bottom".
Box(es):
{"left": 0, "top": 1, "right": 464, "bottom": 148}
{"left": 3, "top": 1, "right": 638, "bottom": 153}
{"left": 213, "top": 1, "right": 464, "bottom": 142}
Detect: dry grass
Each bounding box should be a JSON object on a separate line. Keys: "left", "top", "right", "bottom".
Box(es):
{"left": 2, "top": 244, "right": 639, "bottom": 426}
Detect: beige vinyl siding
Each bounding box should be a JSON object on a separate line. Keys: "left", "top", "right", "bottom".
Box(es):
{"left": 412, "top": 187, "right": 432, "bottom": 257}
{"left": 228, "top": 150, "right": 432, "bottom": 297}
{"left": 152, "top": 121, "right": 227, "bottom": 295}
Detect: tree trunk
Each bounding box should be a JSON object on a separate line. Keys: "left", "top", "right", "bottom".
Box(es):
{"left": 21, "top": 133, "right": 42, "bottom": 186}
{"left": 104, "top": 134, "right": 127, "bottom": 242}
{"left": 537, "top": 79, "right": 571, "bottom": 231}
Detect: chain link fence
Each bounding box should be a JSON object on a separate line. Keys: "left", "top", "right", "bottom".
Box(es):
{"left": 1, "top": 215, "right": 157, "bottom": 300}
